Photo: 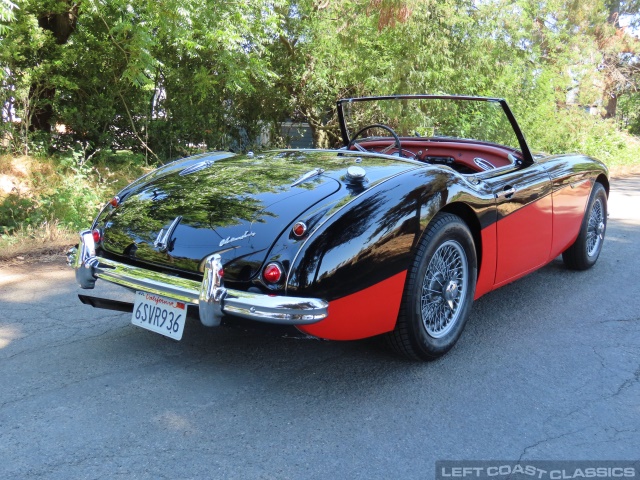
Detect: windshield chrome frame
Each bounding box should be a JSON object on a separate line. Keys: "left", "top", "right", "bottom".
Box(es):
{"left": 336, "top": 94, "right": 534, "bottom": 165}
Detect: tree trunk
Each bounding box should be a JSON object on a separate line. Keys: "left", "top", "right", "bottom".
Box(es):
{"left": 305, "top": 111, "right": 330, "bottom": 149}
{"left": 37, "top": 4, "right": 79, "bottom": 45}
{"left": 600, "top": 0, "right": 621, "bottom": 119}
{"left": 28, "top": 85, "right": 55, "bottom": 132}
{"left": 604, "top": 93, "right": 618, "bottom": 119}
{"left": 308, "top": 122, "right": 330, "bottom": 149}
{"left": 29, "top": 2, "right": 79, "bottom": 132}
{"left": 606, "top": 0, "right": 621, "bottom": 27}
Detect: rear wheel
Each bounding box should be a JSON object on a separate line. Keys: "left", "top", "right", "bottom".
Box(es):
{"left": 387, "top": 213, "right": 477, "bottom": 360}
{"left": 562, "top": 182, "right": 607, "bottom": 270}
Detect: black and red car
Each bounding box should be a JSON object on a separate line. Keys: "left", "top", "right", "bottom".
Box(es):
{"left": 69, "top": 95, "right": 609, "bottom": 360}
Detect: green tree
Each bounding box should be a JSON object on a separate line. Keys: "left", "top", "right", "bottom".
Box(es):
{"left": 1, "top": 0, "right": 287, "bottom": 158}
{"left": 0, "top": 0, "right": 637, "bottom": 160}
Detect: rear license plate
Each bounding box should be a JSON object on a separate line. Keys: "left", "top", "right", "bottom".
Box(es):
{"left": 131, "top": 292, "right": 187, "bottom": 340}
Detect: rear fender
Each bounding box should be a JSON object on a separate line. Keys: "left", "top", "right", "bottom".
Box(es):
{"left": 286, "top": 167, "right": 498, "bottom": 340}
{"left": 286, "top": 169, "right": 464, "bottom": 301}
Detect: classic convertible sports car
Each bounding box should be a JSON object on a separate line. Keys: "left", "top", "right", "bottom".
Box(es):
{"left": 68, "top": 95, "right": 609, "bottom": 360}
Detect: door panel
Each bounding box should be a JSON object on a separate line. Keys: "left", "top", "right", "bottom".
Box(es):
{"left": 483, "top": 165, "right": 553, "bottom": 286}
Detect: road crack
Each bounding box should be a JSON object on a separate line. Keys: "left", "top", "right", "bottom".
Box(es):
{"left": 611, "top": 365, "right": 640, "bottom": 398}
{"left": 518, "top": 428, "right": 590, "bottom": 461}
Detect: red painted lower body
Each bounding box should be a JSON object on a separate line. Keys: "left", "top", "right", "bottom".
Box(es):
{"left": 476, "top": 193, "right": 556, "bottom": 297}
{"left": 300, "top": 183, "right": 594, "bottom": 339}
{"left": 475, "top": 225, "right": 497, "bottom": 300}
{"left": 549, "top": 179, "right": 592, "bottom": 259}
{"left": 297, "top": 270, "right": 407, "bottom": 341}
{"left": 495, "top": 194, "right": 553, "bottom": 286}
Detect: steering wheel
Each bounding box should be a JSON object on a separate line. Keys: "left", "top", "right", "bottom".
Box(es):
{"left": 347, "top": 124, "right": 404, "bottom": 157}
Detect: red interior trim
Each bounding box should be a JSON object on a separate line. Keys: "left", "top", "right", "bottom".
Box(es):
{"left": 350, "top": 139, "right": 517, "bottom": 172}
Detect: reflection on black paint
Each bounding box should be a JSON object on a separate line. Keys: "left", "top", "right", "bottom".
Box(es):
{"left": 290, "top": 171, "right": 454, "bottom": 299}
{"left": 97, "top": 150, "right": 416, "bottom": 278}
{"left": 287, "top": 168, "right": 500, "bottom": 301}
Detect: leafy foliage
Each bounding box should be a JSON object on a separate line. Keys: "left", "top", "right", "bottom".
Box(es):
{"left": 0, "top": 151, "right": 146, "bottom": 235}
{"left": 0, "top": 0, "right": 639, "bottom": 238}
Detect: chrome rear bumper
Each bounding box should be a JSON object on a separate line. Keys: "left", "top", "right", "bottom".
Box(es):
{"left": 68, "top": 230, "right": 328, "bottom": 327}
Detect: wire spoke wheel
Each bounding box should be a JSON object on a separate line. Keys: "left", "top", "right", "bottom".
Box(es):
{"left": 421, "top": 240, "right": 469, "bottom": 338}
{"left": 387, "top": 212, "right": 477, "bottom": 360}
{"left": 562, "top": 182, "right": 607, "bottom": 271}
{"left": 586, "top": 198, "right": 605, "bottom": 257}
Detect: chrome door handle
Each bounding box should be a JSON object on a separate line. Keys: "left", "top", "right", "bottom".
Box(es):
{"left": 496, "top": 186, "right": 516, "bottom": 199}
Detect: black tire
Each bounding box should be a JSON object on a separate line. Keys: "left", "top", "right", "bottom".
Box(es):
{"left": 387, "top": 213, "right": 477, "bottom": 360}
{"left": 562, "top": 182, "right": 607, "bottom": 270}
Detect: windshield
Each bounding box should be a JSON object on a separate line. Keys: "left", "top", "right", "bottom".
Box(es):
{"left": 340, "top": 96, "right": 522, "bottom": 151}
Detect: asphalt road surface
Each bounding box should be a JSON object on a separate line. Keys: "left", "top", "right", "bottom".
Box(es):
{"left": 1, "top": 177, "right": 639, "bottom": 479}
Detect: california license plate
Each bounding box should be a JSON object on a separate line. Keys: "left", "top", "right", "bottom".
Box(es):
{"left": 131, "top": 292, "right": 187, "bottom": 340}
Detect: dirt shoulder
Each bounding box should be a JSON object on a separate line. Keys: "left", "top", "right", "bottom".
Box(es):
{"left": 0, "top": 247, "right": 71, "bottom": 269}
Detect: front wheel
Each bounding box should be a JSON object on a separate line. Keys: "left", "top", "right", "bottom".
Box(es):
{"left": 562, "top": 182, "right": 607, "bottom": 270}
{"left": 387, "top": 213, "right": 477, "bottom": 360}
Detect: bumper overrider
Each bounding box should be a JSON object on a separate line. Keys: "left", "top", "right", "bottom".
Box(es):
{"left": 68, "top": 230, "right": 329, "bottom": 327}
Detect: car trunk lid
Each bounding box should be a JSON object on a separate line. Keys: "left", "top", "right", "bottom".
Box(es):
{"left": 99, "top": 150, "right": 421, "bottom": 275}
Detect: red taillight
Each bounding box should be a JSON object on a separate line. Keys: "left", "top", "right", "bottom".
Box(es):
{"left": 263, "top": 262, "right": 283, "bottom": 283}
{"left": 109, "top": 196, "right": 120, "bottom": 207}
{"left": 92, "top": 229, "right": 102, "bottom": 243}
{"left": 218, "top": 268, "right": 224, "bottom": 278}
{"left": 292, "top": 221, "right": 307, "bottom": 238}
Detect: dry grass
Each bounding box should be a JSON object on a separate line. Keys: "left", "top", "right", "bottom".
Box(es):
{"left": 0, "top": 155, "right": 76, "bottom": 263}
{"left": 609, "top": 163, "right": 640, "bottom": 179}
{"left": 0, "top": 153, "right": 150, "bottom": 263}
{"left": 0, "top": 155, "right": 32, "bottom": 196}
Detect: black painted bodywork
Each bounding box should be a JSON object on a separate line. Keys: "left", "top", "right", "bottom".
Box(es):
{"left": 90, "top": 98, "right": 609, "bottom": 307}
{"left": 92, "top": 148, "right": 496, "bottom": 301}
